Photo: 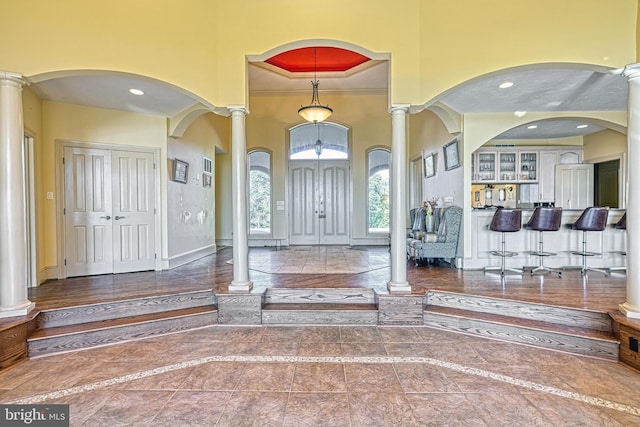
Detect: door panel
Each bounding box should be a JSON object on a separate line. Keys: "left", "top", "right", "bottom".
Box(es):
{"left": 112, "top": 151, "right": 156, "bottom": 273}
{"left": 289, "top": 160, "right": 350, "bottom": 245}
{"left": 64, "top": 147, "right": 114, "bottom": 277}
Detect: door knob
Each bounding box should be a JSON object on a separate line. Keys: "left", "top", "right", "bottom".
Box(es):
{"left": 115, "top": 215, "right": 126, "bottom": 220}
{"left": 100, "top": 215, "right": 111, "bottom": 220}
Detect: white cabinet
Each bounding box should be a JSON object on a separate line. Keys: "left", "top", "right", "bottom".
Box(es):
{"left": 555, "top": 163, "right": 594, "bottom": 209}
{"left": 518, "top": 151, "right": 538, "bottom": 182}
{"left": 538, "top": 151, "right": 558, "bottom": 203}
{"left": 498, "top": 152, "right": 517, "bottom": 181}
{"left": 473, "top": 151, "right": 497, "bottom": 182}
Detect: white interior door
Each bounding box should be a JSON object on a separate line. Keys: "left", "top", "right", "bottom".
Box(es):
{"left": 64, "top": 146, "right": 156, "bottom": 277}
{"left": 555, "top": 163, "right": 594, "bottom": 209}
{"left": 112, "top": 150, "right": 156, "bottom": 273}
{"left": 64, "top": 147, "right": 114, "bottom": 276}
{"left": 289, "top": 160, "right": 349, "bottom": 245}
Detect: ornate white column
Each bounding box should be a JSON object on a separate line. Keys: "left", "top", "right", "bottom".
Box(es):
{"left": 388, "top": 105, "right": 411, "bottom": 293}
{"left": 228, "top": 106, "right": 253, "bottom": 292}
{"left": 620, "top": 64, "right": 640, "bottom": 318}
{"left": 0, "top": 72, "right": 35, "bottom": 318}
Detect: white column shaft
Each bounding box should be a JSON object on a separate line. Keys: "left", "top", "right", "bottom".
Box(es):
{"left": 0, "top": 72, "right": 34, "bottom": 317}
{"left": 229, "top": 107, "right": 253, "bottom": 292}
{"left": 388, "top": 105, "right": 411, "bottom": 293}
{"left": 621, "top": 66, "right": 640, "bottom": 317}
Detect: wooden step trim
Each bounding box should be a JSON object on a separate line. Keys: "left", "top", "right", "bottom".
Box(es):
{"left": 37, "top": 290, "right": 216, "bottom": 329}
{"left": 29, "top": 306, "right": 217, "bottom": 340}
{"left": 426, "top": 290, "right": 612, "bottom": 332}
{"left": 426, "top": 306, "right": 617, "bottom": 343}
{"left": 264, "top": 288, "right": 377, "bottom": 304}
{"left": 263, "top": 303, "right": 378, "bottom": 311}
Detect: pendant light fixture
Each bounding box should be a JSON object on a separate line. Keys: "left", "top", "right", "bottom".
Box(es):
{"left": 298, "top": 47, "right": 333, "bottom": 123}
{"left": 314, "top": 123, "right": 323, "bottom": 157}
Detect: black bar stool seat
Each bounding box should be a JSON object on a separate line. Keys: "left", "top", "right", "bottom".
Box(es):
{"left": 485, "top": 208, "right": 523, "bottom": 276}
{"left": 568, "top": 206, "right": 609, "bottom": 276}
{"left": 525, "top": 207, "right": 563, "bottom": 275}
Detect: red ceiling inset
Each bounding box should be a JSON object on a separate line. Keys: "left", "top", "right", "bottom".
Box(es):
{"left": 265, "top": 47, "right": 370, "bottom": 73}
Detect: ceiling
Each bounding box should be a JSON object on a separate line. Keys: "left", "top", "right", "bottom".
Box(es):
{"left": 29, "top": 49, "right": 629, "bottom": 140}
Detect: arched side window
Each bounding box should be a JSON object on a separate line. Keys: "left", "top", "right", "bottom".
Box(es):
{"left": 290, "top": 122, "right": 349, "bottom": 160}
{"left": 248, "top": 150, "right": 272, "bottom": 235}
{"left": 367, "top": 148, "right": 390, "bottom": 234}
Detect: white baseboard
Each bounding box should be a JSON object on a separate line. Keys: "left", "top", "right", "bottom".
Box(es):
{"left": 167, "top": 244, "right": 217, "bottom": 269}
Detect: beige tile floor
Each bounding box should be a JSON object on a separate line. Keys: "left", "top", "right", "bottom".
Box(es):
{"left": 2, "top": 325, "right": 640, "bottom": 426}
{"left": 247, "top": 246, "right": 390, "bottom": 275}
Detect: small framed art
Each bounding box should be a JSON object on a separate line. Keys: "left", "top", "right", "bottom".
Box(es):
{"left": 443, "top": 139, "right": 460, "bottom": 171}
{"left": 173, "top": 158, "right": 189, "bottom": 183}
{"left": 424, "top": 153, "right": 435, "bottom": 178}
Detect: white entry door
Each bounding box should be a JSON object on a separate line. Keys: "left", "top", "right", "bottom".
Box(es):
{"left": 289, "top": 160, "right": 350, "bottom": 245}
{"left": 64, "top": 146, "right": 156, "bottom": 277}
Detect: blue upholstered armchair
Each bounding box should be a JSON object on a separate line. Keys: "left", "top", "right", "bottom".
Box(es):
{"left": 406, "top": 206, "right": 462, "bottom": 268}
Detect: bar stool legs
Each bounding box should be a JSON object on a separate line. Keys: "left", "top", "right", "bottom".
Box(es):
{"left": 485, "top": 208, "right": 523, "bottom": 276}
{"left": 485, "top": 231, "right": 523, "bottom": 275}
{"left": 530, "top": 231, "right": 562, "bottom": 276}
{"left": 568, "top": 207, "right": 610, "bottom": 277}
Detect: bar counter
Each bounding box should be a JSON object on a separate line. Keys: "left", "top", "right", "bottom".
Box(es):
{"left": 464, "top": 208, "right": 626, "bottom": 271}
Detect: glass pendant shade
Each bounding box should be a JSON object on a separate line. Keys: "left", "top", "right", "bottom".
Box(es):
{"left": 298, "top": 80, "right": 333, "bottom": 123}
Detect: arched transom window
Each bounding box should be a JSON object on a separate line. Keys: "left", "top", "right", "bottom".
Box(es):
{"left": 289, "top": 122, "right": 349, "bottom": 160}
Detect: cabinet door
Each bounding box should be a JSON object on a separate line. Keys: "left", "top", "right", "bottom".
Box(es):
{"left": 538, "top": 151, "right": 558, "bottom": 202}
{"left": 498, "top": 152, "right": 517, "bottom": 181}
{"left": 518, "top": 152, "right": 538, "bottom": 182}
{"left": 555, "top": 164, "right": 594, "bottom": 209}
{"left": 475, "top": 152, "right": 497, "bottom": 182}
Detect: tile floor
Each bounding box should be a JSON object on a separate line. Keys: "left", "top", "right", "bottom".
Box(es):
{"left": 246, "top": 246, "right": 390, "bottom": 275}
{"left": 1, "top": 325, "right": 640, "bottom": 426}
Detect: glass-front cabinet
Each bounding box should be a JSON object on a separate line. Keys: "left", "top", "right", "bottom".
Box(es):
{"left": 473, "top": 151, "right": 497, "bottom": 182}
{"left": 518, "top": 151, "right": 538, "bottom": 182}
{"left": 498, "top": 152, "right": 517, "bottom": 181}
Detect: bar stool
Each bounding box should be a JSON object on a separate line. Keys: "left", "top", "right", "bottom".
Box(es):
{"left": 485, "top": 208, "right": 523, "bottom": 275}
{"left": 609, "top": 212, "right": 627, "bottom": 273}
{"left": 524, "top": 206, "right": 563, "bottom": 275}
{"left": 568, "top": 206, "right": 610, "bottom": 276}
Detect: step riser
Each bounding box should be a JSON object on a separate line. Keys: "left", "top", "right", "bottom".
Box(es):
{"left": 424, "top": 312, "right": 618, "bottom": 361}
{"left": 29, "top": 312, "right": 217, "bottom": 357}
{"left": 37, "top": 291, "right": 216, "bottom": 329}
{"left": 264, "top": 289, "right": 376, "bottom": 304}
{"left": 262, "top": 310, "right": 378, "bottom": 325}
{"left": 427, "top": 291, "right": 612, "bottom": 332}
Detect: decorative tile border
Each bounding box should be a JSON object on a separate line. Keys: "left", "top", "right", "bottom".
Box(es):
{"left": 9, "top": 354, "right": 640, "bottom": 417}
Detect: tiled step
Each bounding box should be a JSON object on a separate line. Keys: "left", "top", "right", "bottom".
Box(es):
{"left": 28, "top": 306, "right": 217, "bottom": 357}
{"left": 262, "top": 303, "right": 378, "bottom": 325}
{"left": 36, "top": 290, "right": 216, "bottom": 329}
{"left": 424, "top": 305, "right": 619, "bottom": 361}
{"left": 426, "top": 290, "right": 612, "bottom": 332}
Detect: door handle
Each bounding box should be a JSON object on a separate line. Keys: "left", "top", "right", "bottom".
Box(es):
{"left": 115, "top": 215, "right": 126, "bottom": 220}
{"left": 100, "top": 215, "right": 111, "bottom": 220}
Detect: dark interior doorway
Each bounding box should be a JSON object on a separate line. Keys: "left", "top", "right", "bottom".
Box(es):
{"left": 594, "top": 159, "right": 620, "bottom": 208}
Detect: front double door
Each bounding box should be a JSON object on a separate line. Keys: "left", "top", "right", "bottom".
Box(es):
{"left": 289, "top": 160, "right": 350, "bottom": 245}
{"left": 64, "top": 146, "right": 156, "bottom": 277}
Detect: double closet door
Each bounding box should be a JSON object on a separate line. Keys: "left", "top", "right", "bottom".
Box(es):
{"left": 64, "top": 146, "right": 156, "bottom": 277}
{"left": 289, "top": 160, "right": 350, "bottom": 245}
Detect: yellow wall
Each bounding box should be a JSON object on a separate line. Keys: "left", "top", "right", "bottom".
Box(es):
{"left": 41, "top": 102, "right": 167, "bottom": 270}
{"left": 2, "top": 0, "right": 636, "bottom": 108}
{"left": 583, "top": 129, "right": 627, "bottom": 161}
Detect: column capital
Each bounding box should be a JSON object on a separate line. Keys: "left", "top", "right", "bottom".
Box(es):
{"left": 228, "top": 105, "right": 249, "bottom": 116}
{"left": 0, "top": 71, "right": 28, "bottom": 87}
{"left": 389, "top": 104, "right": 410, "bottom": 114}
{"left": 622, "top": 64, "right": 640, "bottom": 81}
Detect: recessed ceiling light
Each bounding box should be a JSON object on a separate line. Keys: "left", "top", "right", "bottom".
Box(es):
{"left": 527, "top": 125, "right": 538, "bottom": 129}
{"left": 499, "top": 81, "right": 514, "bottom": 89}
{"left": 577, "top": 124, "right": 588, "bottom": 129}
{"left": 129, "top": 88, "right": 144, "bottom": 96}
{"left": 514, "top": 111, "right": 527, "bottom": 117}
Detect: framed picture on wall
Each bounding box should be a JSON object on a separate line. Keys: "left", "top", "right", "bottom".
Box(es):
{"left": 443, "top": 138, "right": 460, "bottom": 171}
{"left": 173, "top": 158, "right": 189, "bottom": 183}
{"left": 424, "top": 153, "right": 436, "bottom": 178}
